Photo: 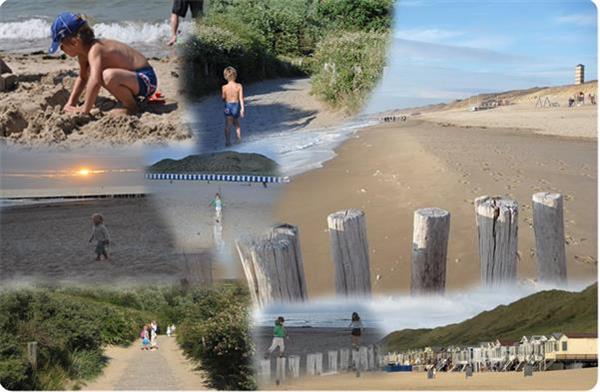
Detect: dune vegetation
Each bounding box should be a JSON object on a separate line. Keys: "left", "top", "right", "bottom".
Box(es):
{"left": 182, "top": 0, "right": 394, "bottom": 113}
{"left": 0, "top": 282, "right": 255, "bottom": 390}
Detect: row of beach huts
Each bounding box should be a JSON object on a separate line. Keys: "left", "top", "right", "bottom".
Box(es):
{"left": 385, "top": 332, "right": 597, "bottom": 373}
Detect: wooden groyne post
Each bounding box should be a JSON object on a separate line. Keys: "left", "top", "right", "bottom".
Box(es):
{"left": 27, "top": 342, "right": 37, "bottom": 370}
{"left": 328, "top": 350, "right": 338, "bottom": 373}
{"left": 411, "top": 208, "right": 450, "bottom": 295}
{"left": 288, "top": 355, "right": 300, "bottom": 378}
{"left": 475, "top": 196, "right": 518, "bottom": 286}
{"left": 236, "top": 224, "right": 308, "bottom": 306}
{"left": 532, "top": 192, "right": 567, "bottom": 285}
{"left": 327, "top": 209, "right": 372, "bottom": 297}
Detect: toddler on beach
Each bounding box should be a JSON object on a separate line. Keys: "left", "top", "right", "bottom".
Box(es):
{"left": 349, "top": 312, "right": 363, "bottom": 350}
{"left": 221, "top": 66, "right": 245, "bottom": 146}
{"left": 49, "top": 12, "right": 158, "bottom": 115}
{"left": 209, "top": 192, "right": 223, "bottom": 223}
{"left": 266, "top": 316, "right": 287, "bottom": 358}
{"left": 89, "top": 213, "right": 110, "bottom": 260}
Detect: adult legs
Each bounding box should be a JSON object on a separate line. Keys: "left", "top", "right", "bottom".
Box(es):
{"left": 101, "top": 68, "right": 140, "bottom": 115}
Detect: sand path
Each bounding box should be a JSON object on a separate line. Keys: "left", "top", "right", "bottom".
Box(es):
{"left": 264, "top": 367, "right": 597, "bottom": 390}
{"left": 83, "top": 336, "right": 209, "bottom": 390}
{"left": 187, "top": 78, "right": 346, "bottom": 152}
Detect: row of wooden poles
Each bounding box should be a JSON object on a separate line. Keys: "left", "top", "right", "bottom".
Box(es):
{"left": 236, "top": 193, "right": 567, "bottom": 306}
{"left": 257, "top": 345, "right": 381, "bottom": 384}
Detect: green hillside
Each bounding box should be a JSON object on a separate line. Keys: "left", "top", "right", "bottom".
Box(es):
{"left": 147, "top": 151, "right": 279, "bottom": 176}
{"left": 382, "top": 283, "right": 597, "bottom": 352}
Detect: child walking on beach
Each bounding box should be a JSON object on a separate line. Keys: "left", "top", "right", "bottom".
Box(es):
{"left": 89, "top": 213, "right": 110, "bottom": 261}
{"left": 222, "top": 66, "right": 245, "bottom": 146}
{"left": 265, "top": 316, "right": 287, "bottom": 358}
{"left": 209, "top": 193, "right": 223, "bottom": 223}
{"left": 349, "top": 312, "right": 363, "bottom": 350}
{"left": 48, "top": 12, "right": 158, "bottom": 115}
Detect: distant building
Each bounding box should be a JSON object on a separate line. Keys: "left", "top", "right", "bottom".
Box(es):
{"left": 575, "top": 64, "right": 585, "bottom": 85}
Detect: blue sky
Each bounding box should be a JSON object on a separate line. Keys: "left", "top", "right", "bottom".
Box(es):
{"left": 365, "top": 0, "right": 598, "bottom": 113}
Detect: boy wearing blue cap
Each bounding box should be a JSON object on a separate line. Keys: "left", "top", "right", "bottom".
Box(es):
{"left": 49, "top": 12, "right": 157, "bottom": 115}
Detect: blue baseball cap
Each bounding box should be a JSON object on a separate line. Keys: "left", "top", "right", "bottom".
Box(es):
{"left": 48, "top": 12, "right": 87, "bottom": 54}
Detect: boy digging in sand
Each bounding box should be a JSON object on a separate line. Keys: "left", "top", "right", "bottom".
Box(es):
{"left": 222, "top": 66, "right": 245, "bottom": 146}
{"left": 89, "top": 213, "right": 110, "bottom": 260}
{"left": 49, "top": 12, "right": 157, "bottom": 115}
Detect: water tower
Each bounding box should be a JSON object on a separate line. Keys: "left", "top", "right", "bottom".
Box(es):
{"left": 575, "top": 64, "right": 585, "bottom": 85}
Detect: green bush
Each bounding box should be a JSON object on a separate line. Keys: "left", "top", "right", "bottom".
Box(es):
{"left": 311, "top": 30, "right": 390, "bottom": 112}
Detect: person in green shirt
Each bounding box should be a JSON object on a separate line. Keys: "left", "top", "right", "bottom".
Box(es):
{"left": 266, "top": 316, "right": 287, "bottom": 358}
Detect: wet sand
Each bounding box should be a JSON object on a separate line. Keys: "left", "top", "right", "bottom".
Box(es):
{"left": 146, "top": 180, "right": 282, "bottom": 279}
{"left": 187, "top": 78, "right": 347, "bottom": 152}
{"left": 0, "top": 197, "right": 213, "bottom": 286}
{"left": 265, "top": 367, "right": 597, "bottom": 390}
{"left": 276, "top": 120, "right": 597, "bottom": 296}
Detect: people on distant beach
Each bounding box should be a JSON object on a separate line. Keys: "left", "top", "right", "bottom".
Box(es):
{"left": 167, "top": 0, "right": 204, "bottom": 46}
{"left": 141, "top": 325, "right": 151, "bottom": 350}
{"left": 89, "top": 213, "right": 110, "bottom": 261}
{"left": 209, "top": 192, "right": 223, "bottom": 223}
{"left": 266, "top": 316, "right": 287, "bottom": 358}
{"left": 49, "top": 12, "right": 158, "bottom": 115}
{"left": 222, "top": 66, "right": 245, "bottom": 146}
{"left": 349, "top": 312, "right": 363, "bottom": 351}
{"left": 589, "top": 93, "right": 596, "bottom": 105}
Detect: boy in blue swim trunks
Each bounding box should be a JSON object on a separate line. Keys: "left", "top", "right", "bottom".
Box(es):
{"left": 48, "top": 12, "right": 158, "bottom": 115}
{"left": 222, "top": 66, "right": 245, "bottom": 146}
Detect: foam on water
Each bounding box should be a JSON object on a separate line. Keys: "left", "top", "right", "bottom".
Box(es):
{"left": 228, "top": 118, "right": 378, "bottom": 177}
{"left": 0, "top": 18, "right": 192, "bottom": 55}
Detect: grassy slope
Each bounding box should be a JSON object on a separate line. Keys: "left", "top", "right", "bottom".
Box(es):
{"left": 382, "top": 283, "right": 597, "bottom": 351}
{"left": 147, "top": 151, "right": 279, "bottom": 176}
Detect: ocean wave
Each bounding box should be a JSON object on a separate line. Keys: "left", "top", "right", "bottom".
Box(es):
{"left": 0, "top": 18, "right": 192, "bottom": 43}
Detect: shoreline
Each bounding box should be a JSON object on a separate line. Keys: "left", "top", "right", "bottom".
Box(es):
{"left": 276, "top": 118, "right": 597, "bottom": 296}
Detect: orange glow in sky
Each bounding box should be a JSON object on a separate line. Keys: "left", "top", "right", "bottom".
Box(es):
{"left": 77, "top": 168, "right": 91, "bottom": 176}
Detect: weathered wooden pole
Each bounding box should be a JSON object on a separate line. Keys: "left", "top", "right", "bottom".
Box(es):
{"left": 411, "top": 208, "right": 450, "bottom": 295}
{"left": 328, "top": 350, "right": 338, "bottom": 373}
{"left": 27, "top": 342, "right": 37, "bottom": 370}
{"left": 327, "top": 209, "right": 372, "bottom": 297}
{"left": 358, "top": 346, "right": 369, "bottom": 371}
{"left": 236, "top": 224, "right": 308, "bottom": 306}
{"left": 340, "top": 348, "right": 350, "bottom": 371}
{"left": 258, "top": 359, "right": 271, "bottom": 384}
{"left": 275, "top": 356, "right": 286, "bottom": 384}
{"left": 475, "top": 196, "right": 519, "bottom": 286}
{"left": 288, "top": 355, "right": 300, "bottom": 378}
{"left": 532, "top": 192, "right": 567, "bottom": 285}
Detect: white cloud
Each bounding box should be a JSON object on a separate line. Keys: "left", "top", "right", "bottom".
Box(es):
{"left": 555, "top": 13, "right": 597, "bottom": 27}
{"left": 395, "top": 28, "right": 464, "bottom": 42}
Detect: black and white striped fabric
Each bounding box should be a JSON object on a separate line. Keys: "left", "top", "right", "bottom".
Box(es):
{"left": 145, "top": 173, "right": 290, "bottom": 183}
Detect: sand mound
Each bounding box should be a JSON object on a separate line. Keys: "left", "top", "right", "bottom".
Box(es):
{"left": 148, "top": 151, "right": 280, "bottom": 175}
{"left": 0, "top": 54, "right": 191, "bottom": 147}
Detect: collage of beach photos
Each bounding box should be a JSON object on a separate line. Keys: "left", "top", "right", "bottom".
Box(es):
{"left": 0, "top": 0, "right": 598, "bottom": 391}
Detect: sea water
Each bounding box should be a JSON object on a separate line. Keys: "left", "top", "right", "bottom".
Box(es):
{"left": 0, "top": 0, "right": 193, "bottom": 56}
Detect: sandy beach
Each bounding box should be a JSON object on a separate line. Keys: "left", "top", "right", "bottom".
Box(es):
{"left": 0, "top": 197, "right": 213, "bottom": 286}
{"left": 264, "top": 367, "right": 597, "bottom": 390}
{"left": 146, "top": 180, "right": 282, "bottom": 279}
{"left": 0, "top": 52, "right": 191, "bottom": 147}
{"left": 254, "top": 326, "right": 383, "bottom": 380}
{"left": 276, "top": 117, "right": 597, "bottom": 296}
{"left": 187, "top": 78, "right": 347, "bottom": 152}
